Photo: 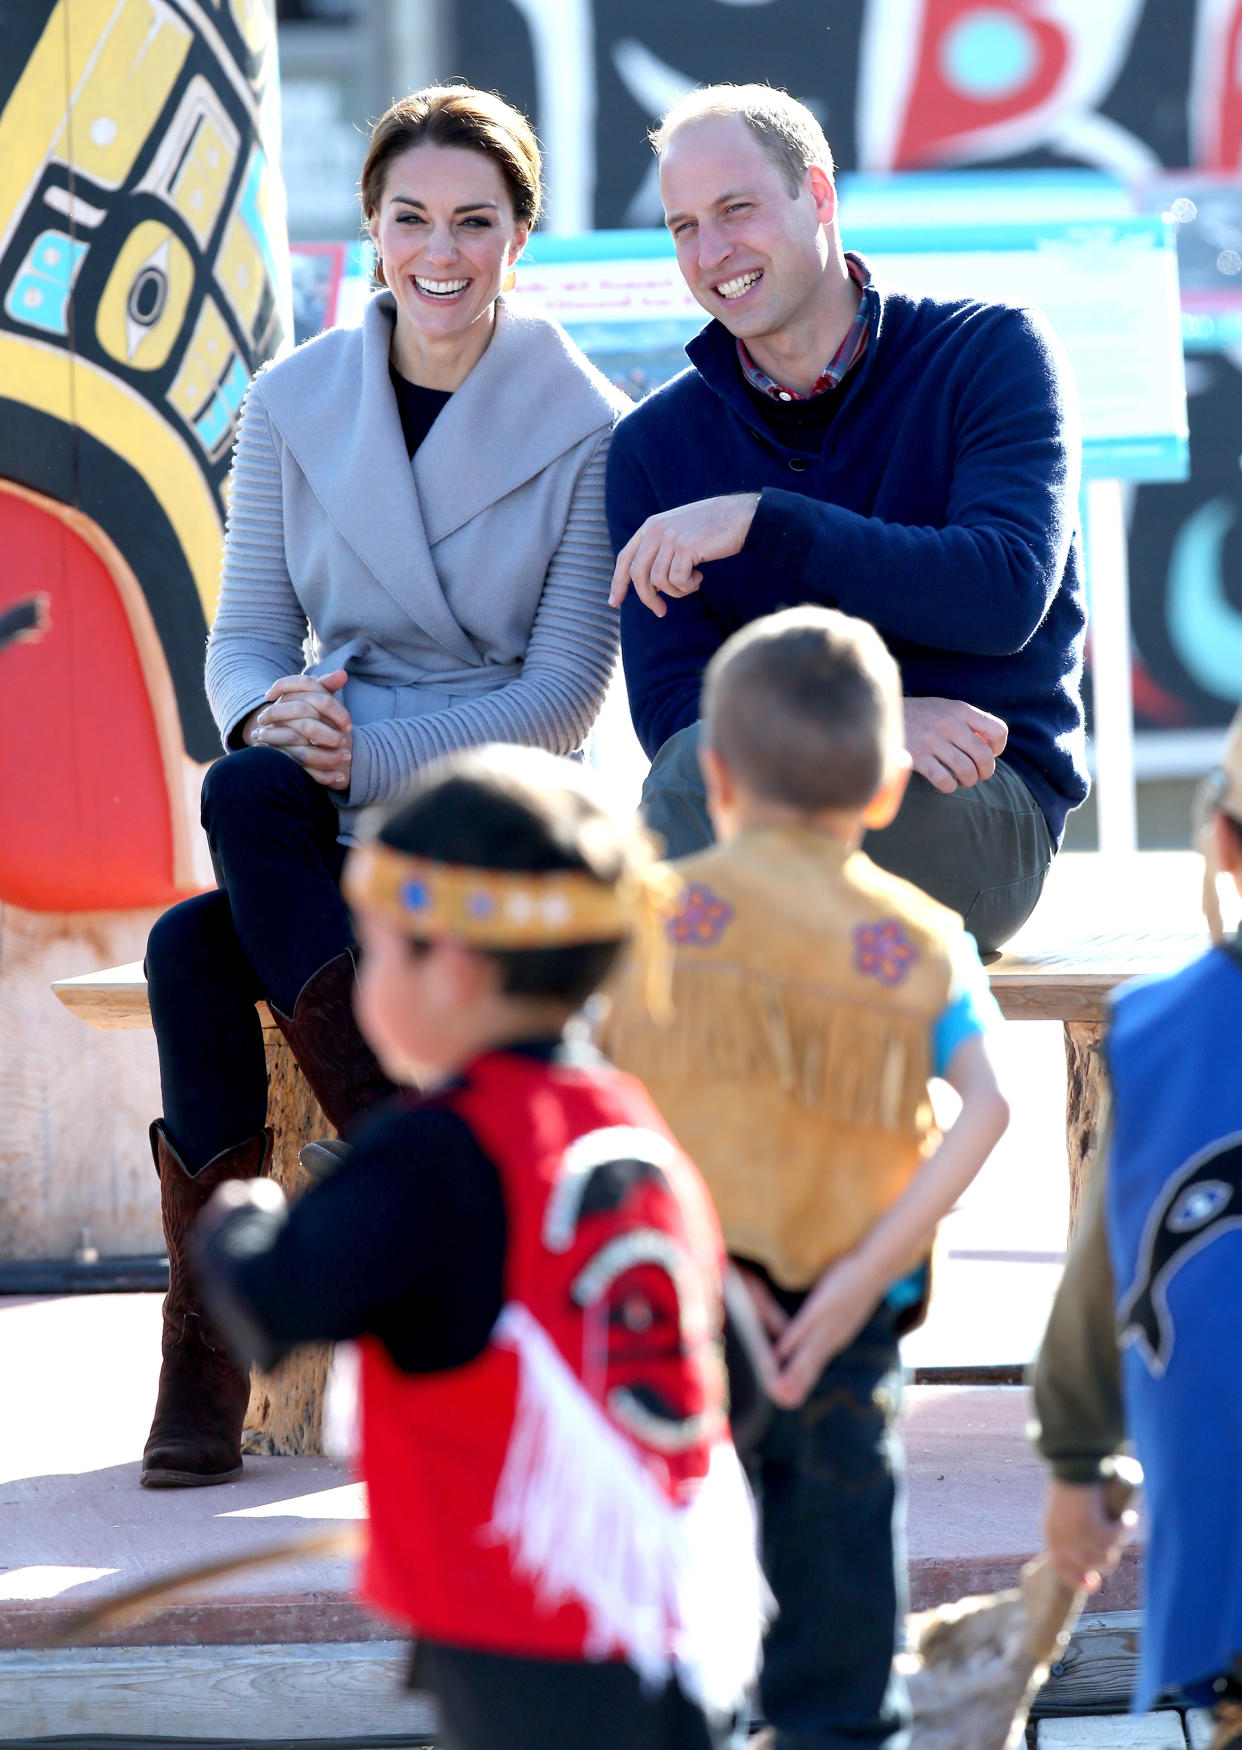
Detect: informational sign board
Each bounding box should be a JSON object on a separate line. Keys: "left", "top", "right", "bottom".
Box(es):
{"left": 513, "top": 211, "right": 1188, "bottom": 486}
{"left": 289, "top": 178, "right": 1189, "bottom": 490}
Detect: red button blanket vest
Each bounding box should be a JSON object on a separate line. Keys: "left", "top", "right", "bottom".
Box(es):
{"left": 357, "top": 1051, "right": 766, "bottom": 1715}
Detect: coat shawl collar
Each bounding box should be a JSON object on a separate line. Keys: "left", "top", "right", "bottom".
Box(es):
{"left": 255, "top": 294, "right": 620, "bottom": 668}
{"left": 411, "top": 293, "right": 623, "bottom": 545}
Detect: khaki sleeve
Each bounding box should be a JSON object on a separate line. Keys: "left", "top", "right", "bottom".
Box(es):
{"left": 1029, "top": 1098, "right": 1127, "bottom": 1483}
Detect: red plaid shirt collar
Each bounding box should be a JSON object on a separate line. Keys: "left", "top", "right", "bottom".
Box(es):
{"left": 737, "top": 254, "right": 871, "bottom": 402}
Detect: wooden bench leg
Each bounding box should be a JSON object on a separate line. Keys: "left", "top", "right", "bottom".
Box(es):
{"left": 241, "top": 1029, "right": 335, "bottom": 1457}
{"left": 1064, "top": 1019, "right": 1107, "bottom": 1240}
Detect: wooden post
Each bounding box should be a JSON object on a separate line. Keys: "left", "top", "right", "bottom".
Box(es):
{"left": 240, "top": 1026, "right": 335, "bottom": 1458}
{"left": 2, "top": 911, "right": 164, "bottom": 1261}
{"left": 1064, "top": 1020, "right": 1107, "bottom": 1238}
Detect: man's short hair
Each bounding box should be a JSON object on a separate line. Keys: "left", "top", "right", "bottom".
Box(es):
{"left": 702, "top": 607, "right": 903, "bottom": 812}
{"left": 651, "top": 84, "right": 834, "bottom": 198}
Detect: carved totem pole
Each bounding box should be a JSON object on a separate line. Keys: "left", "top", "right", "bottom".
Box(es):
{"left": 0, "top": 0, "right": 291, "bottom": 1258}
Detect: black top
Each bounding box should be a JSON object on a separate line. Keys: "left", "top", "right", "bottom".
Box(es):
{"left": 196, "top": 1039, "right": 616, "bottom": 1378}
{"left": 389, "top": 366, "right": 453, "bottom": 458}
{"left": 194, "top": 1050, "right": 542, "bottom": 1375}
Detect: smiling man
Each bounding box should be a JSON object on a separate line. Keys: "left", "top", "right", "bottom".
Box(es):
{"left": 606, "top": 84, "right": 1088, "bottom": 954}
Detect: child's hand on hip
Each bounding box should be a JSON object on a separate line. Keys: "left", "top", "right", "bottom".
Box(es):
{"left": 1043, "top": 1478, "right": 1135, "bottom": 1593}
{"left": 769, "top": 1253, "right": 882, "bottom": 1409}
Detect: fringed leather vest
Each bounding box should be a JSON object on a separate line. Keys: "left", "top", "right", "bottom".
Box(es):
{"left": 606, "top": 830, "right": 958, "bottom": 1289}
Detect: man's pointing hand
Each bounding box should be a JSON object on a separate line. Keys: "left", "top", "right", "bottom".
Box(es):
{"left": 610, "top": 493, "right": 761, "bottom": 616}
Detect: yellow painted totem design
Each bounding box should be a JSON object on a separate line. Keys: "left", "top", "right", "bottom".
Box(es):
{"left": 0, "top": 0, "right": 291, "bottom": 909}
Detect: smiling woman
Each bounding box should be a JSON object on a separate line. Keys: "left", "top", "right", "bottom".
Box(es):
{"left": 360, "top": 89, "right": 541, "bottom": 389}
{"left": 139, "top": 85, "right": 630, "bottom": 1497}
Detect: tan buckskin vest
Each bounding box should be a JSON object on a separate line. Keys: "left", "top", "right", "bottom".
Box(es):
{"left": 604, "top": 828, "right": 959, "bottom": 1290}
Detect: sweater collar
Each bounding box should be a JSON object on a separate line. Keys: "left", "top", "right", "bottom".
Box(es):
{"left": 685, "top": 260, "right": 885, "bottom": 433}
{"left": 411, "top": 294, "right": 625, "bottom": 544}
{"left": 736, "top": 253, "right": 872, "bottom": 401}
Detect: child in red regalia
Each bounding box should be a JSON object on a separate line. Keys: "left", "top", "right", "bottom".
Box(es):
{"left": 193, "top": 744, "right": 766, "bottom": 1750}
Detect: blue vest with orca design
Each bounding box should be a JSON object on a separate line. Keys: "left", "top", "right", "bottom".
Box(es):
{"left": 1106, "top": 943, "right": 1242, "bottom": 1709}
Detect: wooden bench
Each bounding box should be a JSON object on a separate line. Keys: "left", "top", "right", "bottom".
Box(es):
{"left": 52, "top": 851, "right": 1217, "bottom": 1451}
{"left": 987, "top": 850, "right": 1210, "bottom": 1227}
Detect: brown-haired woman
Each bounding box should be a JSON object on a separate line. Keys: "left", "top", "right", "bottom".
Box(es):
{"left": 140, "top": 86, "right": 628, "bottom": 1489}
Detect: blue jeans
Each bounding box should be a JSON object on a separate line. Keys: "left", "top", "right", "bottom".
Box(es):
{"left": 747, "top": 1306, "right": 909, "bottom": 1750}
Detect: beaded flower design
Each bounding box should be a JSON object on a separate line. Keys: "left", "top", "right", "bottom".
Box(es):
{"left": 852, "top": 919, "right": 920, "bottom": 986}
{"left": 667, "top": 883, "right": 735, "bottom": 947}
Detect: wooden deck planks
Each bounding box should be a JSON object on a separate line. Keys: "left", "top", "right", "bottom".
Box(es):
{"left": 1034, "top": 1612, "right": 1143, "bottom": 1716}
{"left": 1037, "top": 1717, "right": 1187, "bottom": 1748}
{"left": 0, "top": 1642, "right": 435, "bottom": 1741}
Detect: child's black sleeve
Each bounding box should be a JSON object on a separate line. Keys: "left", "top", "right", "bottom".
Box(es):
{"left": 193, "top": 1103, "right": 507, "bottom": 1376}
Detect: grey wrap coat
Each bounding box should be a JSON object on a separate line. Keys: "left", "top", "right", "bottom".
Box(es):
{"left": 206, "top": 291, "right": 630, "bottom": 833}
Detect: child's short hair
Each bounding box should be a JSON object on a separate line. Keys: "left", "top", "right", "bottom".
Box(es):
{"left": 369, "top": 746, "right": 653, "bottom": 1007}
{"left": 701, "top": 606, "right": 903, "bottom": 811}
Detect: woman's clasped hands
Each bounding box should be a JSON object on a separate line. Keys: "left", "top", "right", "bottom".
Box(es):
{"left": 244, "top": 668, "right": 354, "bottom": 790}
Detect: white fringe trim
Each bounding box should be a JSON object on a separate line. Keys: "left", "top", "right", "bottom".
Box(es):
{"left": 322, "top": 1340, "right": 361, "bottom": 1460}
{"left": 488, "top": 1301, "right": 769, "bottom": 1718}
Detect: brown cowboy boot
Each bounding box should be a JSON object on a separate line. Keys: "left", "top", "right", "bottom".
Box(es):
{"left": 141, "top": 1121, "right": 272, "bottom": 1488}
{"left": 268, "top": 947, "right": 396, "bottom": 1134}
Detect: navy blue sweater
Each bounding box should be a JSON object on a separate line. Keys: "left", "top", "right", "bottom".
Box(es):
{"left": 606, "top": 276, "right": 1089, "bottom": 845}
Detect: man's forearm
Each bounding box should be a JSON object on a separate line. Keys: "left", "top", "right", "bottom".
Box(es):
{"left": 741, "top": 308, "right": 1078, "bottom": 657}
{"left": 1030, "top": 1139, "right": 1127, "bottom": 1482}
{"left": 745, "top": 485, "right": 1068, "bottom": 658}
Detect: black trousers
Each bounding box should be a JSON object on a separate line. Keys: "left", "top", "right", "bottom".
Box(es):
{"left": 638, "top": 722, "right": 1053, "bottom": 956}
{"left": 145, "top": 747, "right": 353, "bottom": 1170}
{"left": 411, "top": 1642, "right": 729, "bottom": 1750}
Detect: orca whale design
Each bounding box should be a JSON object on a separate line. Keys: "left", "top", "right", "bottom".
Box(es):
{"left": 1117, "top": 1132, "right": 1242, "bottom": 1376}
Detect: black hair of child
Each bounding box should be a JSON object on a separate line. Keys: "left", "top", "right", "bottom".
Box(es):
{"left": 375, "top": 748, "right": 647, "bottom": 1008}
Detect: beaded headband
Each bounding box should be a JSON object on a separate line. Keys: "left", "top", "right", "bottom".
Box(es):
{"left": 344, "top": 840, "right": 641, "bottom": 948}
